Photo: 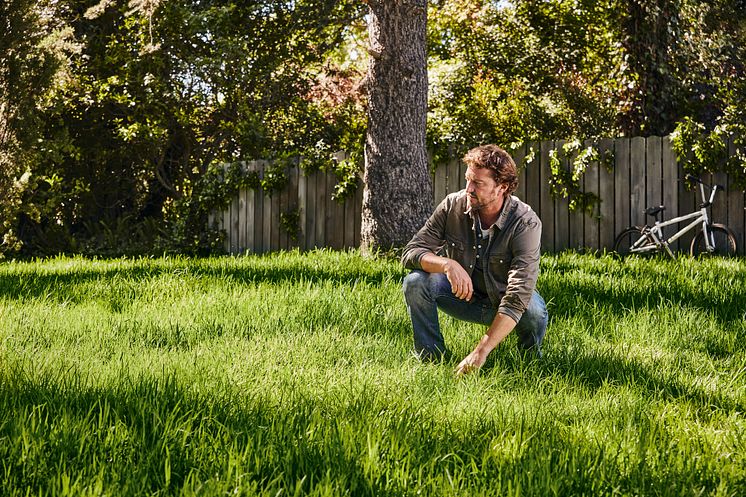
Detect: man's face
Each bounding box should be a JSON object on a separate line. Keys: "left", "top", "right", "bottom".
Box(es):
{"left": 465, "top": 165, "right": 507, "bottom": 212}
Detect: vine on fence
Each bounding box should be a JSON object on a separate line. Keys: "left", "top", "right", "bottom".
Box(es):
{"left": 507, "top": 140, "right": 614, "bottom": 214}
{"left": 300, "top": 141, "right": 362, "bottom": 202}
{"left": 670, "top": 118, "right": 746, "bottom": 190}
{"left": 279, "top": 208, "right": 301, "bottom": 241}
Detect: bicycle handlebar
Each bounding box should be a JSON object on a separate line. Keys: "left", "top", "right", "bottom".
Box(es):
{"left": 682, "top": 174, "right": 724, "bottom": 190}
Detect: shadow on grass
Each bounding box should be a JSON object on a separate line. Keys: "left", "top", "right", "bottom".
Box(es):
{"left": 0, "top": 257, "right": 406, "bottom": 303}
{"left": 540, "top": 255, "right": 746, "bottom": 324}
{"left": 1, "top": 365, "right": 736, "bottom": 496}
{"left": 479, "top": 344, "right": 744, "bottom": 415}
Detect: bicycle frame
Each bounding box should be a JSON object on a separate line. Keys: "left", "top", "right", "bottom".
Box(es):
{"left": 629, "top": 182, "right": 718, "bottom": 256}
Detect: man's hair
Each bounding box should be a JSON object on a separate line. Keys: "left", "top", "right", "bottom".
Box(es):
{"left": 462, "top": 144, "right": 518, "bottom": 195}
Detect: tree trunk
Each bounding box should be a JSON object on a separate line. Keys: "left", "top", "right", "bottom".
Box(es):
{"left": 361, "top": 0, "right": 431, "bottom": 253}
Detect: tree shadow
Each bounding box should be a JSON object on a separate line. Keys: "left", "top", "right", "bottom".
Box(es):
{"left": 479, "top": 344, "right": 744, "bottom": 416}
{"left": 0, "top": 256, "right": 406, "bottom": 303}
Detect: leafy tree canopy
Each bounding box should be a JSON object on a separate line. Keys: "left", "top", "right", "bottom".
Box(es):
{"left": 1, "top": 0, "right": 744, "bottom": 256}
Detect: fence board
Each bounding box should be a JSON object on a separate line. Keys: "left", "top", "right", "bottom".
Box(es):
{"left": 540, "top": 140, "right": 555, "bottom": 252}
{"left": 614, "top": 138, "right": 631, "bottom": 237}
{"left": 330, "top": 174, "right": 345, "bottom": 249}
{"left": 298, "top": 169, "right": 308, "bottom": 250}
{"left": 287, "top": 166, "right": 299, "bottom": 249}
{"left": 447, "top": 158, "right": 461, "bottom": 195}
{"left": 278, "top": 170, "right": 288, "bottom": 251}
{"left": 239, "top": 187, "right": 248, "bottom": 252}
{"left": 599, "top": 138, "right": 615, "bottom": 250}
{"left": 221, "top": 192, "right": 230, "bottom": 252}
{"left": 646, "top": 136, "right": 663, "bottom": 210}
{"left": 354, "top": 183, "right": 363, "bottom": 248}
{"left": 434, "top": 163, "right": 447, "bottom": 206}
{"left": 584, "top": 139, "right": 600, "bottom": 251}
{"left": 228, "top": 191, "right": 237, "bottom": 253}
{"left": 253, "top": 166, "right": 264, "bottom": 253}
{"left": 554, "top": 141, "right": 569, "bottom": 252}
{"left": 661, "top": 137, "right": 678, "bottom": 250}
{"left": 677, "top": 162, "right": 697, "bottom": 252}
{"left": 512, "top": 144, "right": 527, "bottom": 202}
{"left": 315, "top": 170, "right": 326, "bottom": 249}
{"left": 525, "top": 142, "right": 541, "bottom": 234}
{"left": 344, "top": 179, "right": 356, "bottom": 249}
{"left": 262, "top": 182, "right": 271, "bottom": 254}
{"left": 727, "top": 137, "right": 745, "bottom": 254}
{"left": 567, "top": 142, "right": 584, "bottom": 250}
{"left": 645, "top": 136, "right": 662, "bottom": 249}
{"left": 630, "top": 137, "right": 646, "bottom": 228}
{"left": 713, "top": 171, "right": 729, "bottom": 235}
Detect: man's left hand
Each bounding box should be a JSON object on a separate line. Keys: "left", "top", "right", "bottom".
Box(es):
{"left": 455, "top": 348, "right": 488, "bottom": 376}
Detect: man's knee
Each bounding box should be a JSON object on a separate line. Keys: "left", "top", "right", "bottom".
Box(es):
{"left": 515, "top": 292, "right": 548, "bottom": 352}
{"left": 402, "top": 270, "right": 430, "bottom": 300}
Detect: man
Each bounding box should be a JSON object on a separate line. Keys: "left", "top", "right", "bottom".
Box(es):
{"left": 401, "top": 144, "right": 548, "bottom": 375}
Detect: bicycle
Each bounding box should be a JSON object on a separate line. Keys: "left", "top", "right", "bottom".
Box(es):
{"left": 613, "top": 175, "right": 738, "bottom": 258}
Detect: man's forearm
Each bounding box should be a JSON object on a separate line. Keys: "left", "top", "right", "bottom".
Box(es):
{"left": 419, "top": 252, "right": 451, "bottom": 274}
{"left": 474, "top": 312, "right": 517, "bottom": 356}
{"left": 455, "top": 312, "right": 517, "bottom": 375}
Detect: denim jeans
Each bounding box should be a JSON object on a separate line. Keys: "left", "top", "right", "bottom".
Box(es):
{"left": 402, "top": 270, "right": 548, "bottom": 360}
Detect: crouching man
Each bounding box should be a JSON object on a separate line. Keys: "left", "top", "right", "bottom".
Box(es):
{"left": 401, "top": 144, "right": 548, "bottom": 375}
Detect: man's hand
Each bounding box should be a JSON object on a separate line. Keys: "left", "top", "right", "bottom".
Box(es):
{"left": 455, "top": 314, "right": 518, "bottom": 377}
{"left": 454, "top": 347, "right": 489, "bottom": 376}
{"left": 443, "top": 259, "right": 473, "bottom": 301}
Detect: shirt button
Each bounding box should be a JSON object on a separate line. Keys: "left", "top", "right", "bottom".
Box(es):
{"left": 469, "top": 264, "right": 473, "bottom": 268}
{"left": 500, "top": 259, "right": 504, "bottom": 263}
{"left": 472, "top": 246, "right": 476, "bottom": 249}
{"left": 476, "top": 255, "right": 480, "bottom": 258}
{"left": 478, "top": 245, "right": 482, "bottom": 249}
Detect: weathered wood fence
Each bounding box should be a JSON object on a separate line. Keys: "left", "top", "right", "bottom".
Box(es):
{"left": 213, "top": 136, "right": 746, "bottom": 255}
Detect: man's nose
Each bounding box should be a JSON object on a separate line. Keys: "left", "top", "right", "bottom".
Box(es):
{"left": 466, "top": 180, "right": 474, "bottom": 193}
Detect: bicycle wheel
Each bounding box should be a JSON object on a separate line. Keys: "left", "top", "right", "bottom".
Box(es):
{"left": 614, "top": 227, "right": 652, "bottom": 257}
{"left": 690, "top": 224, "right": 737, "bottom": 257}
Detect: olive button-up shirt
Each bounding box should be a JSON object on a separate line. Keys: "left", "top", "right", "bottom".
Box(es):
{"left": 401, "top": 191, "right": 542, "bottom": 323}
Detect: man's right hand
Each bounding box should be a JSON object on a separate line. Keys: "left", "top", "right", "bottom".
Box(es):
{"left": 443, "top": 259, "right": 473, "bottom": 301}
{"left": 420, "top": 253, "right": 473, "bottom": 301}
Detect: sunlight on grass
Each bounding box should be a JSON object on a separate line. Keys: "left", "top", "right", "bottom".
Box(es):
{"left": 1, "top": 250, "right": 744, "bottom": 496}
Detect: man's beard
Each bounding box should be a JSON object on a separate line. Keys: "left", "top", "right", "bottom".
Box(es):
{"left": 468, "top": 194, "right": 496, "bottom": 211}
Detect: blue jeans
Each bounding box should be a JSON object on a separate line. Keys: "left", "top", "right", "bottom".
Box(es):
{"left": 402, "top": 270, "right": 548, "bottom": 360}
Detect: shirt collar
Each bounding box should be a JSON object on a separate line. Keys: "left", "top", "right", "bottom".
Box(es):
{"left": 494, "top": 195, "right": 514, "bottom": 231}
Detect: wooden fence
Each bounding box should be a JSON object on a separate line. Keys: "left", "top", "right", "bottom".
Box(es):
{"left": 213, "top": 136, "right": 746, "bottom": 255}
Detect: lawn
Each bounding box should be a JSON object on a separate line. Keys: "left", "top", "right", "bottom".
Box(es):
{"left": 0, "top": 251, "right": 744, "bottom": 496}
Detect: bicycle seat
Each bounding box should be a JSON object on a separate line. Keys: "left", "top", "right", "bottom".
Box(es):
{"left": 645, "top": 205, "right": 665, "bottom": 218}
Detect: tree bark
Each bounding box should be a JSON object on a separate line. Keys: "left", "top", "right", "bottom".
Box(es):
{"left": 361, "top": 0, "right": 432, "bottom": 253}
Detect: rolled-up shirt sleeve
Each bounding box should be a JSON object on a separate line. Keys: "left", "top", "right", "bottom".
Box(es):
{"left": 400, "top": 197, "right": 450, "bottom": 270}
{"left": 498, "top": 216, "right": 541, "bottom": 322}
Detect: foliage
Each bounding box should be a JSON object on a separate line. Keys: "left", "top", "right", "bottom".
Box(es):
{"left": 427, "top": 0, "right": 624, "bottom": 163}
{"left": 545, "top": 140, "right": 615, "bottom": 213}
{"left": 670, "top": 81, "right": 746, "bottom": 190}
{"left": 279, "top": 209, "right": 301, "bottom": 241}
{"left": 1, "top": 252, "right": 745, "bottom": 495}
{"left": 1, "top": 0, "right": 366, "bottom": 257}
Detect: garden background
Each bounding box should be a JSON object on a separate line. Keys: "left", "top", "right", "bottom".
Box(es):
{"left": 2, "top": 0, "right": 745, "bottom": 257}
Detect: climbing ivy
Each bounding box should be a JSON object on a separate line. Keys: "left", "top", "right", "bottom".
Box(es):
{"left": 279, "top": 208, "right": 301, "bottom": 241}
{"left": 670, "top": 118, "right": 746, "bottom": 190}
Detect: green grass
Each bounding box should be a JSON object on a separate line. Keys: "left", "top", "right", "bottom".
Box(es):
{"left": 1, "top": 251, "right": 744, "bottom": 496}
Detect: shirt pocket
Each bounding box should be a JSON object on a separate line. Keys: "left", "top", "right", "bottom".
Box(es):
{"left": 488, "top": 253, "right": 512, "bottom": 284}
{"left": 444, "top": 235, "right": 465, "bottom": 261}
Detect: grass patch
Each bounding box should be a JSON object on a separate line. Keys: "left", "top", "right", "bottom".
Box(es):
{"left": 1, "top": 251, "right": 744, "bottom": 496}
